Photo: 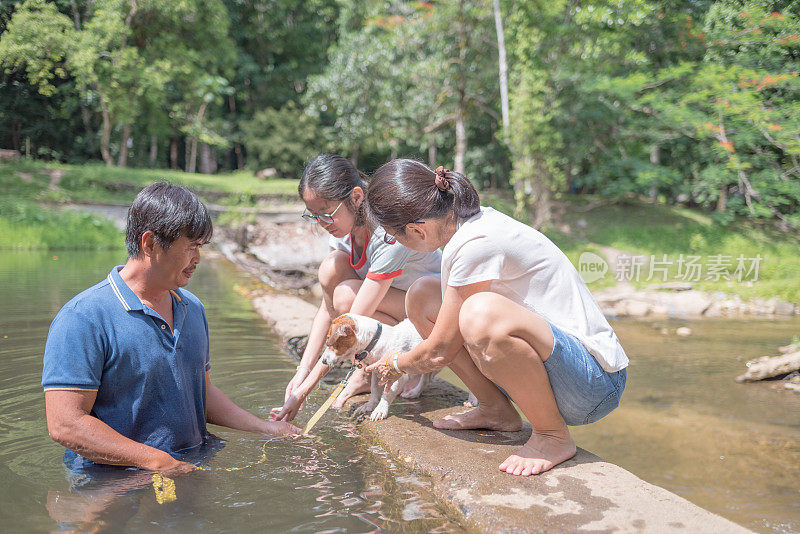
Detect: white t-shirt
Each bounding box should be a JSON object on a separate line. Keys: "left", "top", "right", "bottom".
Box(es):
{"left": 330, "top": 226, "right": 441, "bottom": 291}
{"left": 441, "top": 207, "right": 628, "bottom": 372}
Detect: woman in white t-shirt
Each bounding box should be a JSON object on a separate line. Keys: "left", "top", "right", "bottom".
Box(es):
{"left": 364, "top": 158, "right": 627, "bottom": 477}
{"left": 271, "top": 154, "right": 441, "bottom": 422}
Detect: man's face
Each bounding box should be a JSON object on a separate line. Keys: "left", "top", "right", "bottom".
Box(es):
{"left": 153, "top": 235, "right": 203, "bottom": 289}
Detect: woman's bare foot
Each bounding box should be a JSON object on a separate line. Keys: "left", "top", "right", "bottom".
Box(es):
{"left": 499, "top": 429, "right": 576, "bottom": 476}
{"left": 399, "top": 375, "right": 422, "bottom": 397}
{"left": 332, "top": 369, "right": 371, "bottom": 409}
{"left": 433, "top": 402, "right": 522, "bottom": 432}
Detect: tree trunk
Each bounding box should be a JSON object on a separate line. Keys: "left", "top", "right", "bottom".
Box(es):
{"left": 349, "top": 144, "right": 359, "bottom": 167}
{"left": 716, "top": 185, "right": 728, "bottom": 212}
{"left": 11, "top": 120, "right": 21, "bottom": 152}
{"left": 493, "top": 0, "right": 510, "bottom": 145}
{"left": 234, "top": 143, "right": 244, "bottom": 170}
{"left": 454, "top": 104, "right": 467, "bottom": 174}
{"left": 454, "top": 0, "right": 468, "bottom": 175}
{"left": 187, "top": 101, "right": 208, "bottom": 174}
{"left": 428, "top": 134, "right": 437, "bottom": 167}
{"left": 118, "top": 124, "right": 131, "bottom": 167}
{"left": 649, "top": 144, "right": 659, "bottom": 200}
{"left": 170, "top": 135, "right": 179, "bottom": 169}
{"left": 149, "top": 134, "right": 158, "bottom": 168}
{"left": 531, "top": 159, "right": 552, "bottom": 229}
{"left": 96, "top": 86, "right": 113, "bottom": 166}
{"left": 199, "top": 143, "right": 215, "bottom": 174}
{"left": 186, "top": 137, "right": 195, "bottom": 173}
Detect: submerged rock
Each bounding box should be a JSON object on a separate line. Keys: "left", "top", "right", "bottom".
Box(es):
{"left": 736, "top": 351, "right": 800, "bottom": 382}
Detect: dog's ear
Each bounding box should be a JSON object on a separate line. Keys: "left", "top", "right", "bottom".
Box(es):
{"left": 327, "top": 315, "right": 357, "bottom": 353}
{"left": 325, "top": 318, "right": 352, "bottom": 346}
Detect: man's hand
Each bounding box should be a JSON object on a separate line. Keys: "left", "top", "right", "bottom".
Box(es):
{"left": 144, "top": 450, "right": 196, "bottom": 475}
{"left": 269, "top": 393, "right": 303, "bottom": 422}
{"left": 365, "top": 353, "right": 402, "bottom": 387}
{"left": 263, "top": 420, "right": 301, "bottom": 436}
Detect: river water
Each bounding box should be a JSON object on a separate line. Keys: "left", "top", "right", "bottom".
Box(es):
{"left": 1, "top": 250, "right": 798, "bottom": 533}
{"left": 571, "top": 316, "right": 800, "bottom": 534}
{"left": 0, "top": 250, "right": 466, "bottom": 533}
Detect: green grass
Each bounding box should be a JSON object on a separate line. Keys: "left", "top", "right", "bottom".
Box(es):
{"left": 0, "top": 160, "right": 301, "bottom": 250}
{"left": 1, "top": 160, "right": 300, "bottom": 206}
{"left": 0, "top": 198, "right": 122, "bottom": 249}
{"left": 482, "top": 191, "right": 800, "bottom": 303}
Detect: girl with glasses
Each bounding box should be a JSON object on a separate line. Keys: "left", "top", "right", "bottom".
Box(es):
{"left": 363, "top": 159, "right": 628, "bottom": 477}
{"left": 271, "top": 154, "right": 441, "bottom": 422}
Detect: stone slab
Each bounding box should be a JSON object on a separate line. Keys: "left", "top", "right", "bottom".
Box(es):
{"left": 230, "top": 258, "right": 751, "bottom": 533}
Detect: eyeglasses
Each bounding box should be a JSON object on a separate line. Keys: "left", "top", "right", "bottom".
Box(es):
{"left": 302, "top": 201, "right": 344, "bottom": 224}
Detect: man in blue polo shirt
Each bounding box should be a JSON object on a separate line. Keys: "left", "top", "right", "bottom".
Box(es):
{"left": 42, "top": 182, "right": 299, "bottom": 474}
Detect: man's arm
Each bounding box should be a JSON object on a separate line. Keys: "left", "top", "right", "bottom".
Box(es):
{"left": 44, "top": 389, "right": 194, "bottom": 473}
{"left": 205, "top": 372, "right": 300, "bottom": 435}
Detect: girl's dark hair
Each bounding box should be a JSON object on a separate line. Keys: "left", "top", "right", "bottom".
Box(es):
{"left": 299, "top": 153, "right": 369, "bottom": 225}
{"left": 365, "top": 159, "right": 480, "bottom": 234}
{"left": 126, "top": 182, "right": 213, "bottom": 258}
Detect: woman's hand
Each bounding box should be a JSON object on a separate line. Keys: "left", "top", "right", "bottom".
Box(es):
{"left": 269, "top": 393, "right": 303, "bottom": 422}
{"left": 365, "top": 352, "right": 403, "bottom": 387}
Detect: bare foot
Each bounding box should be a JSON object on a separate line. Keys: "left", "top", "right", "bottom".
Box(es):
{"left": 499, "top": 430, "right": 576, "bottom": 476}
{"left": 433, "top": 403, "right": 522, "bottom": 432}
{"left": 400, "top": 375, "right": 422, "bottom": 396}
{"left": 332, "top": 370, "right": 371, "bottom": 409}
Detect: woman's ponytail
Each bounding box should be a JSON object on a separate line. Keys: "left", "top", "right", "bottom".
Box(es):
{"left": 365, "top": 159, "right": 480, "bottom": 233}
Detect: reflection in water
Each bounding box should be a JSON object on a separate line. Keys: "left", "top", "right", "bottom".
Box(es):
{"left": 571, "top": 317, "right": 800, "bottom": 534}
{"left": 0, "top": 251, "right": 465, "bottom": 533}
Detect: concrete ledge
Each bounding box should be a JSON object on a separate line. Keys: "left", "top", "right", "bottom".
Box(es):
{"left": 233, "top": 258, "right": 751, "bottom": 532}
{"left": 349, "top": 380, "right": 749, "bottom": 533}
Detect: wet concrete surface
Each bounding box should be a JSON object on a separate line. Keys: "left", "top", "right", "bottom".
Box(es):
{"left": 348, "top": 380, "right": 750, "bottom": 532}
{"left": 233, "top": 259, "right": 752, "bottom": 532}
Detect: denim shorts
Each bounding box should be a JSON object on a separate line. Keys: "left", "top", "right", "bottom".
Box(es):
{"left": 543, "top": 323, "right": 627, "bottom": 426}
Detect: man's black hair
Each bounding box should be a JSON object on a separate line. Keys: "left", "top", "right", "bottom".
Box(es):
{"left": 125, "top": 182, "right": 213, "bottom": 258}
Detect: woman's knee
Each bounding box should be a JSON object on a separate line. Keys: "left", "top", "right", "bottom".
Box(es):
{"left": 459, "top": 293, "right": 504, "bottom": 348}
{"left": 318, "top": 250, "right": 352, "bottom": 293}
{"left": 405, "top": 276, "right": 442, "bottom": 322}
{"left": 459, "top": 292, "right": 540, "bottom": 356}
{"left": 332, "top": 279, "right": 360, "bottom": 315}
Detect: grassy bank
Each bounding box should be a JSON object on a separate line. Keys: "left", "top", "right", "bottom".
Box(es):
{"left": 0, "top": 198, "right": 122, "bottom": 249}
{"left": 483, "top": 192, "right": 800, "bottom": 304}
{"left": 3, "top": 161, "right": 798, "bottom": 303}
{"left": 1, "top": 160, "right": 299, "bottom": 206}
{"left": 0, "top": 160, "right": 300, "bottom": 250}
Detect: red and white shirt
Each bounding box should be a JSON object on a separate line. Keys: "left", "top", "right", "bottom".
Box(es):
{"left": 329, "top": 226, "right": 441, "bottom": 291}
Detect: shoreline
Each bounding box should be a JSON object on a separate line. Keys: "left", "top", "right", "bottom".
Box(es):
{"left": 57, "top": 200, "right": 798, "bottom": 319}
{"left": 204, "top": 246, "right": 754, "bottom": 533}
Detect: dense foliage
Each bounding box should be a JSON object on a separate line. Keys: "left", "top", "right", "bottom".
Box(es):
{"left": 1, "top": 0, "right": 798, "bottom": 227}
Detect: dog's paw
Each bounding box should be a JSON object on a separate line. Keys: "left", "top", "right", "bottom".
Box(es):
{"left": 356, "top": 402, "right": 377, "bottom": 416}
{"left": 369, "top": 401, "right": 390, "bottom": 421}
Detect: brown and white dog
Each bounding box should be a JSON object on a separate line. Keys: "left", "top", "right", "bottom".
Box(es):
{"left": 321, "top": 313, "right": 433, "bottom": 421}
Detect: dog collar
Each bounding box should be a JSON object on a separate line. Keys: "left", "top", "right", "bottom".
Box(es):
{"left": 355, "top": 322, "right": 382, "bottom": 362}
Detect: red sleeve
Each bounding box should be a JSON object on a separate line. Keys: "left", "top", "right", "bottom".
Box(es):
{"left": 366, "top": 269, "right": 403, "bottom": 281}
